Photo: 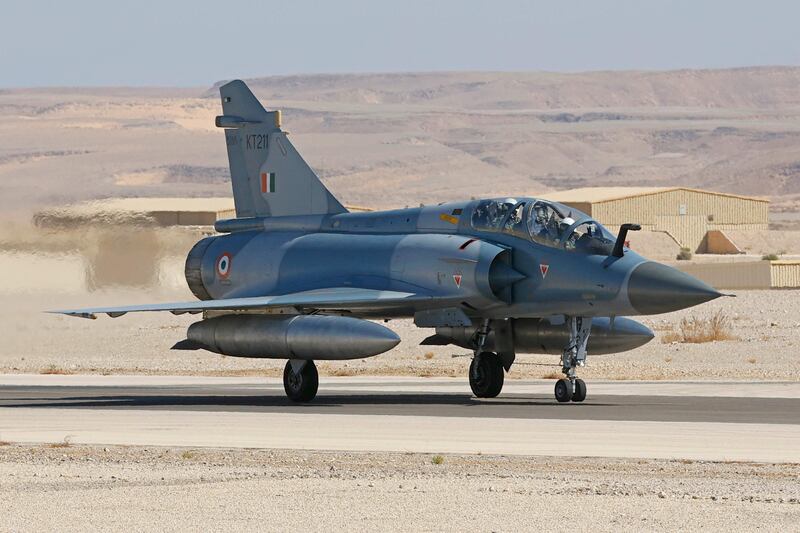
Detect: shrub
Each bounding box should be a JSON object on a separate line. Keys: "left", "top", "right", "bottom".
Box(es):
{"left": 431, "top": 455, "right": 444, "bottom": 465}
{"left": 676, "top": 247, "right": 693, "bottom": 261}
{"left": 661, "top": 310, "right": 737, "bottom": 344}
{"left": 762, "top": 253, "right": 779, "bottom": 261}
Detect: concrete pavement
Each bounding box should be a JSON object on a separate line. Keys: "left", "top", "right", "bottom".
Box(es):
{"left": 1, "top": 375, "right": 798, "bottom": 462}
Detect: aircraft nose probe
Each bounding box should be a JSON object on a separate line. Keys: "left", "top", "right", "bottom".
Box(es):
{"left": 626, "top": 261, "right": 722, "bottom": 315}
{"left": 608, "top": 222, "right": 722, "bottom": 314}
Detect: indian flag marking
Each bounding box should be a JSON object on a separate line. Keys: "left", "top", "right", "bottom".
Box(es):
{"left": 260, "top": 172, "right": 276, "bottom": 193}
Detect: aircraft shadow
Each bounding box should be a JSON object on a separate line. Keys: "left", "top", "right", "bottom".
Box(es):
{"left": 0, "top": 392, "right": 614, "bottom": 411}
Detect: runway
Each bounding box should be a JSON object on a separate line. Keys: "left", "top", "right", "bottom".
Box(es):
{"left": 1, "top": 375, "right": 799, "bottom": 462}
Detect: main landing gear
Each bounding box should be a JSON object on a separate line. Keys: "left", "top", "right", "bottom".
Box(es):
{"left": 555, "top": 316, "right": 591, "bottom": 403}
{"left": 469, "top": 352, "right": 504, "bottom": 398}
{"left": 283, "top": 359, "right": 319, "bottom": 402}
{"left": 468, "top": 319, "right": 505, "bottom": 398}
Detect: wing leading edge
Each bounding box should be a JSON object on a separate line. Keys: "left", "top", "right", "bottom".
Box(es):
{"left": 49, "top": 287, "right": 427, "bottom": 319}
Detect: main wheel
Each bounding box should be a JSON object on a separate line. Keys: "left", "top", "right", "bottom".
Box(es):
{"left": 571, "top": 378, "right": 587, "bottom": 402}
{"left": 469, "top": 352, "right": 504, "bottom": 398}
{"left": 554, "top": 378, "right": 573, "bottom": 403}
{"left": 283, "top": 360, "right": 319, "bottom": 402}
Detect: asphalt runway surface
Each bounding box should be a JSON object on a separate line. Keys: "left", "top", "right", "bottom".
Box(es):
{"left": 2, "top": 380, "right": 799, "bottom": 425}
{"left": 1, "top": 376, "right": 799, "bottom": 462}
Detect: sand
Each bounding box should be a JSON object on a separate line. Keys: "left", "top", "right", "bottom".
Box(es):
{"left": 1, "top": 444, "right": 798, "bottom": 532}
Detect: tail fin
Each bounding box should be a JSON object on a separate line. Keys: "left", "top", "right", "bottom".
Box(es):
{"left": 216, "top": 80, "right": 347, "bottom": 218}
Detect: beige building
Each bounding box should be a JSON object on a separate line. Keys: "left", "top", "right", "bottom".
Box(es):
{"left": 675, "top": 259, "right": 800, "bottom": 290}
{"left": 541, "top": 187, "right": 769, "bottom": 253}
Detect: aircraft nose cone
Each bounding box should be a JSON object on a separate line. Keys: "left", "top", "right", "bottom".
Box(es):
{"left": 627, "top": 262, "right": 722, "bottom": 315}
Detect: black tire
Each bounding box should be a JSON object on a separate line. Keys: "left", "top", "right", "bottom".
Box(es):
{"left": 469, "top": 352, "right": 504, "bottom": 398}
{"left": 283, "top": 360, "right": 319, "bottom": 402}
{"left": 572, "top": 378, "right": 587, "bottom": 402}
{"left": 554, "top": 378, "right": 573, "bottom": 403}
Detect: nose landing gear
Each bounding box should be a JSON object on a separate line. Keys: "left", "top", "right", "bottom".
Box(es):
{"left": 555, "top": 316, "right": 591, "bottom": 403}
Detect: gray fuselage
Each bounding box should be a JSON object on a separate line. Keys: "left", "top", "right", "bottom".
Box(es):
{"left": 187, "top": 198, "right": 659, "bottom": 321}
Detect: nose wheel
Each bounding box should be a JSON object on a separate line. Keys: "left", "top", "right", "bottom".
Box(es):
{"left": 554, "top": 378, "right": 587, "bottom": 403}
{"left": 555, "top": 378, "right": 587, "bottom": 403}
{"left": 572, "top": 378, "right": 587, "bottom": 402}
{"left": 554, "top": 378, "right": 572, "bottom": 402}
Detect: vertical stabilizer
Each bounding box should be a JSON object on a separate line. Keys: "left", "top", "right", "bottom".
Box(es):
{"left": 216, "top": 80, "right": 347, "bottom": 217}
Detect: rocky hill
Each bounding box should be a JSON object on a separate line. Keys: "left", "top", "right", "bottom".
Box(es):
{"left": 2, "top": 67, "right": 800, "bottom": 220}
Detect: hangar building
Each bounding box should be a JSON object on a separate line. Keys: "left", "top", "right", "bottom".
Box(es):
{"left": 541, "top": 187, "right": 769, "bottom": 253}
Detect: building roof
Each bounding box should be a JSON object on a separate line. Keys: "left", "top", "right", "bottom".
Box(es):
{"left": 62, "top": 197, "right": 236, "bottom": 215}
{"left": 540, "top": 187, "right": 769, "bottom": 204}
{"left": 34, "top": 197, "right": 236, "bottom": 228}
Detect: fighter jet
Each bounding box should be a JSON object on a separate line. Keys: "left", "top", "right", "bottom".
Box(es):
{"left": 52, "top": 80, "right": 722, "bottom": 403}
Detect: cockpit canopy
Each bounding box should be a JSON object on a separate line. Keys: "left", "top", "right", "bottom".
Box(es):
{"left": 470, "top": 198, "right": 616, "bottom": 255}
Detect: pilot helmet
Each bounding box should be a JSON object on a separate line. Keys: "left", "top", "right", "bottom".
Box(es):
{"left": 533, "top": 204, "right": 549, "bottom": 223}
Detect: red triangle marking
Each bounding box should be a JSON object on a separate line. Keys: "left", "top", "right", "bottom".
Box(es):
{"left": 453, "top": 274, "right": 462, "bottom": 287}
{"left": 539, "top": 264, "right": 549, "bottom": 278}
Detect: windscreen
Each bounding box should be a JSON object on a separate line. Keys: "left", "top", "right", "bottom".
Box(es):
{"left": 471, "top": 198, "right": 616, "bottom": 255}
{"left": 563, "top": 220, "right": 616, "bottom": 255}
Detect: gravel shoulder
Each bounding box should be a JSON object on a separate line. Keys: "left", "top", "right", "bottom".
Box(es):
{"left": 1, "top": 444, "right": 798, "bottom": 532}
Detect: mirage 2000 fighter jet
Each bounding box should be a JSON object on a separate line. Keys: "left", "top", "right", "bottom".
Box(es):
{"left": 53, "top": 80, "right": 722, "bottom": 403}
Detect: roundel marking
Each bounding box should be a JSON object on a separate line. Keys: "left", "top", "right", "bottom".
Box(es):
{"left": 216, "top": 253, "right": 233, "bottom": 279}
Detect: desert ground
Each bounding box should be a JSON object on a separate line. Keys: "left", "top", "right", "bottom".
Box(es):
{"left": 1, "top": 444, "right": 798, "bottom": 532}
{"left": 3, "top": 68, "right": 800, "bottom": 223}
{"left": 2, "top": 69, "right": 800, "bottom": 530}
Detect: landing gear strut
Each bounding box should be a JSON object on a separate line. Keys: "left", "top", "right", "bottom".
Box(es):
{"left": 283, "top": 359, "right": 319, "bottom": 402}
{"left": 469, "top": 319, "right": 505, "bottom": 398}
{"left": 555, "top": 316, "right": 591, "bottom": 403}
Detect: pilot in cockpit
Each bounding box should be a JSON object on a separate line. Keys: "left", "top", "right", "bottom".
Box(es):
{"left": 530, "top": 203, "right": 550, "bottom": 239}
